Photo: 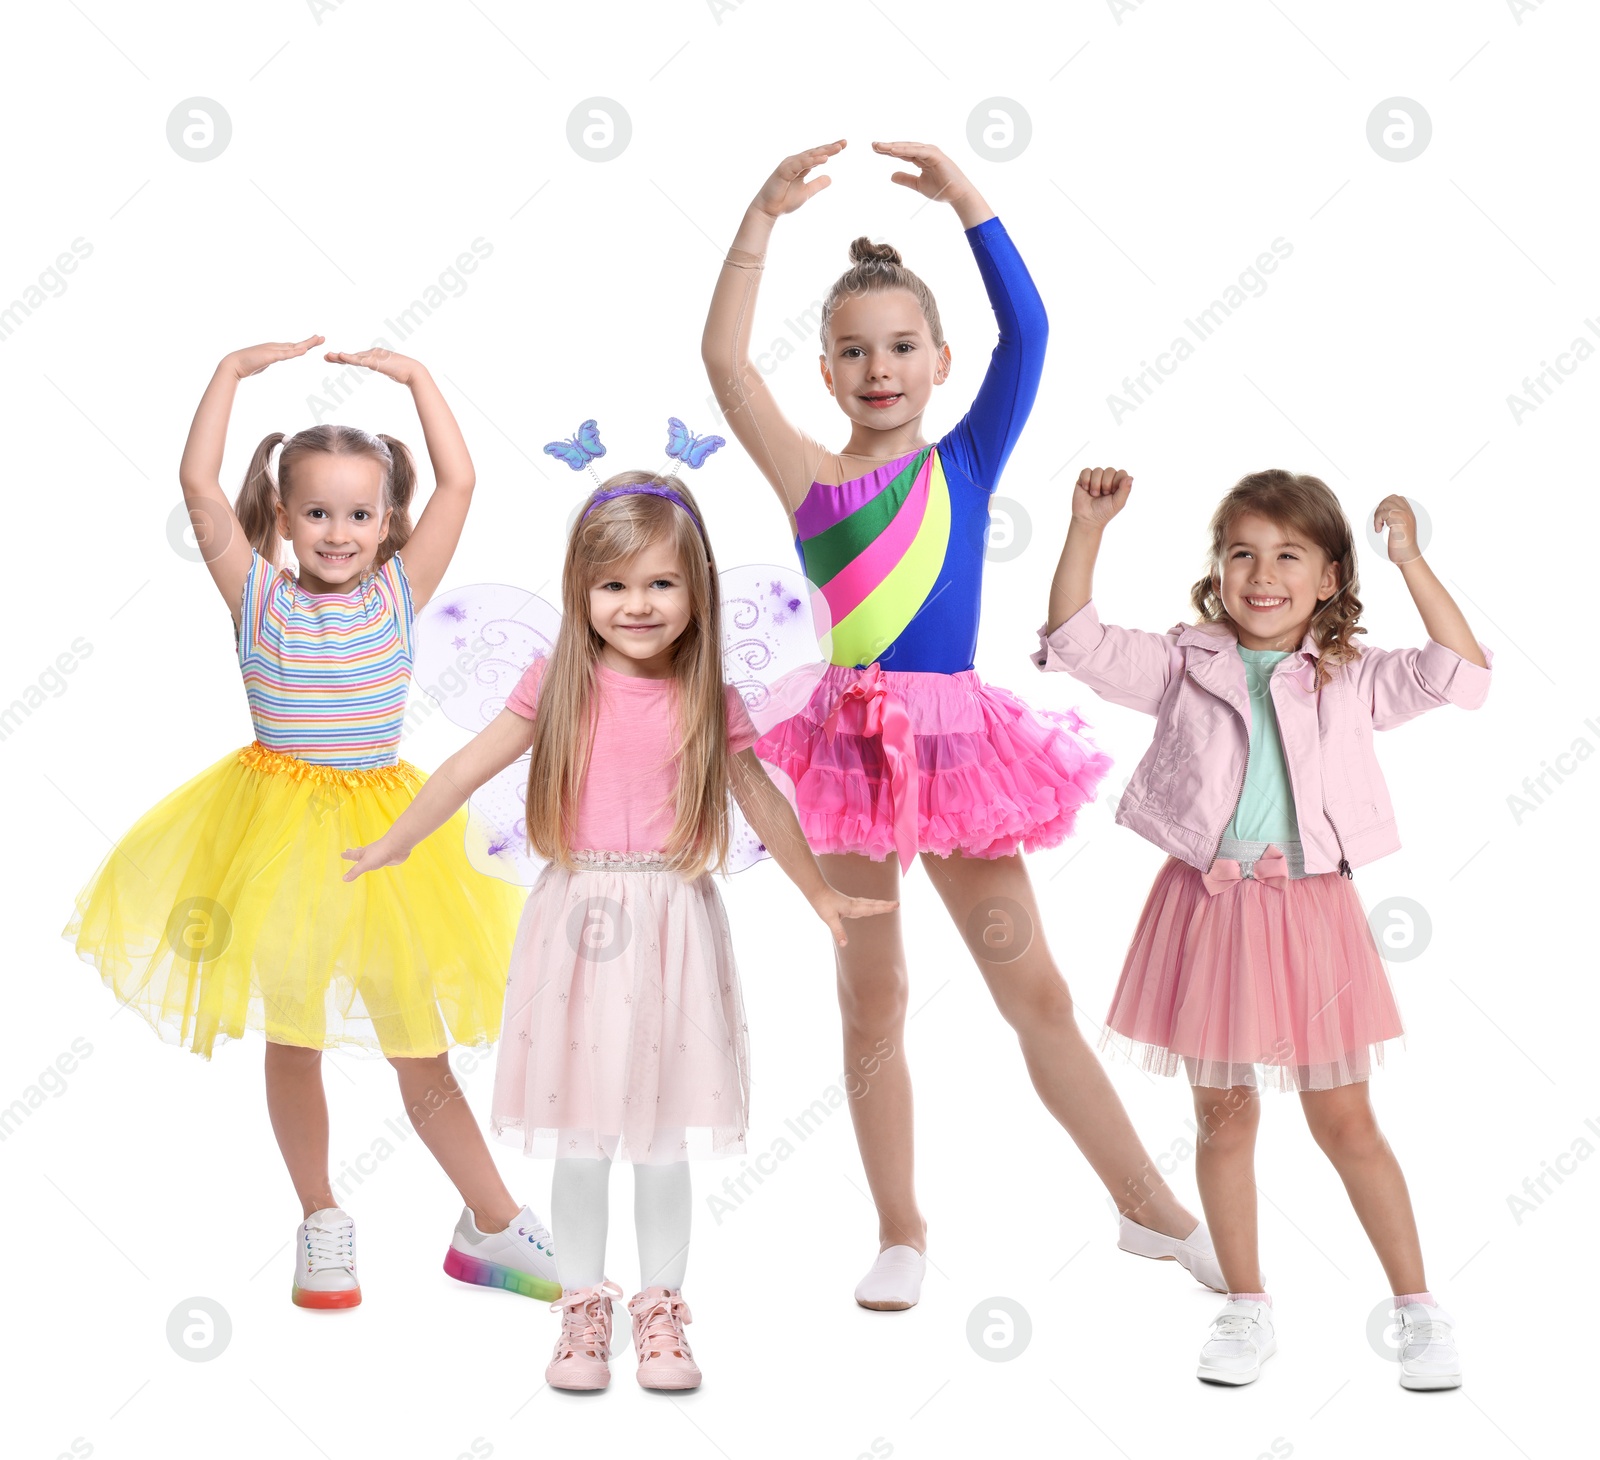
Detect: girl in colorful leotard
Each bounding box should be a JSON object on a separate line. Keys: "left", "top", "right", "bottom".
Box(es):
{"left": 702, "top": 139, "right": 1225, "bottom": 1307}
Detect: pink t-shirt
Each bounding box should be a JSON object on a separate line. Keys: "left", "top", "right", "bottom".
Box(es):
{"left": 505, "top": 656, "right": 760, "bottom": 853}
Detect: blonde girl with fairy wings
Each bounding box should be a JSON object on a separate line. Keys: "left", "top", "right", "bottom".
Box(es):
{"left": 702, "top": 140, "right": 1227, "bottom": 1309}
{"left": 64, "top": 337, "right": 561, "bottom": 1310}
{"left": 345, "top": 471, "right": 896, "bottom": 1391}
{"left": 1036, "top": 466, "right": 1491, "bottom": 1388}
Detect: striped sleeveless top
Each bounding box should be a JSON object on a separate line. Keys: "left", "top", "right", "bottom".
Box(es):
{"left": 235, "top": 549, "right": 414, "bottom": 769}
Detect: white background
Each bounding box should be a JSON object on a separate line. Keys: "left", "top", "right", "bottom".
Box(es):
{"left": 5, "top": 3, "right": 1595, "bottom": 1458}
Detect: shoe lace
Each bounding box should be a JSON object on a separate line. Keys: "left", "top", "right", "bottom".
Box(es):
{"left": 1210, "top": 1312, "right": 1258, "bottom": 1340}
{"left": 303, "top": 1216, "right": 355, "bottom": 1276}
{"left": 1399, "top": 1311, "right": 1453, "bottom": 1346}
{"left": 629, "top": 1290, "right": 694, "bottom": 1361}
{"left": 515, "top": 1217, "right": 554, "bottom": 1255}
{"left": 550, "top": 1281, "right": 621, "bottom": 1361}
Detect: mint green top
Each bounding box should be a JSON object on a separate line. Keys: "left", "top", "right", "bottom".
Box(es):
{"left": 1223, "top": 647, "right": 1300, "bottom": 844}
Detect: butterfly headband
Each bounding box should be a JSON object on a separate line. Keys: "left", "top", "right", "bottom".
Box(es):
{"left": 543, "top": 416, "right": 727, "bottom": 544}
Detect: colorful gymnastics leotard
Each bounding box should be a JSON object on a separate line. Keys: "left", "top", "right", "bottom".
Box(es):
{"left": 792, "top": 215, "right": 1047, "bottom": 674}
{"left": 757, "top": 217, "right": 1111, "bottom": 869}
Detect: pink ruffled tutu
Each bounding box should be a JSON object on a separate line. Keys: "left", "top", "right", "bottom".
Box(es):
{"left": 1101, "top": 839, "right": 1405, "bottom": 1092}
{"left": 491, "top": 849, "right": 750, "bottom": 1164}
{"left": 752, "top": 662, "right": 1112, "bottom": 866}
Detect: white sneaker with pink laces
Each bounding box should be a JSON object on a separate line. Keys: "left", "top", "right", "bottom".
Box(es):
{"left": 628, "top": 1287, "right": 702, "bottom": 1391}
{"left": 545, "top": 1280, "right": 623, "bottom": 1392}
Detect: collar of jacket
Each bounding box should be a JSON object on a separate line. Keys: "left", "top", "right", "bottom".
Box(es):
{"left": 1168, "top": 618, "right": 1323, "bottom": 712}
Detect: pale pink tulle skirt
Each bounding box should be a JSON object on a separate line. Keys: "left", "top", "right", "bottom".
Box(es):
{"left": 491, "top": 851, "right": 750, "bottom": 1164}
{"left": 753, "top": 663, "right": 1113, "bottom": 862}
{"left": 1101, "top": 840, "right": 1405, "bottom": 1092}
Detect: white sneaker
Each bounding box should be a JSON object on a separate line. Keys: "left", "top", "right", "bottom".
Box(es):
{"left": 1197, "top": 1299, "right": 1276, "bottom": 1384}
{"left": 1117, "top": 1214, "right": 1228, "bottom": 1292}
{"left": 292, "top": 1207, "right": 360, "bottom": 1310}
{"left": 442, "top": 1204, "right": 561, "bottom": 1302}
{"left": 1396, "top": 1303, "right": 1462, "bottom": 1390}
{"left": 854, "top": 1245, "right": 925, "bottom": 1311}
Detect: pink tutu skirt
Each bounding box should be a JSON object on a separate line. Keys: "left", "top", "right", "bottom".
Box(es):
{"left": 753, "top": 662, "right": 1112, "bottom": 866}
{"left": 491, "top": 850, "right": 750, "bottom": 1164}
{"left": 1101, "top": 839, "right": 1405, "bottom": 1092}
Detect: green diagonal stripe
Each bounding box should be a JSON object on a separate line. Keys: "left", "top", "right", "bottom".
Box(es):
{"left": 800, "top": 448, "right": 932, "bottom": 587}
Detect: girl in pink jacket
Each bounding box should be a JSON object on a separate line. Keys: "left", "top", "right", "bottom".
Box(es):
{"left": 1033, "top": 466, "right": 1491, "bottom": 1393}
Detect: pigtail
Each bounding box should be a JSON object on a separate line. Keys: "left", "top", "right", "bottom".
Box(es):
{"left": 373, "top": 434, "right": 416, "bottom": 567}
{"left": 234, "top": 432, "right": 289, "bottom": 567}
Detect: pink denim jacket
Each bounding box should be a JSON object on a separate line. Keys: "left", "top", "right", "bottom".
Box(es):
{"left": 1031, "top": 601, "right": 1494, "bottom": 876}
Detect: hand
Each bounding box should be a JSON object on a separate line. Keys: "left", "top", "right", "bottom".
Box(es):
{"left": 324, "top": 346, "right": 419, "bottom": 386}
{"left": 1373, "top": 494, "right": 1422, "bottom": 565}
{"left": 753, "top": 140, "right": 846, "bottom": 219}
{"left": 228, "top": 336, "right": 325, "bottom": 379}
{"left": 342, "top": 836, "right": 410, "bottom": 882}
{"left": 874, "top": 140, "right": 974, "bottom": 209}
{"left": 809, "top": 886, "right": 898, "bottom": 947}
{"left": 1071, "top": 467, "right": 1133, "bottom": 529}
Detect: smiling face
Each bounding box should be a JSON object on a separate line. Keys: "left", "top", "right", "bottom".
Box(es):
{"left": 276, "top": 450, "right": 391, "bottom": 593}
{"left": 820, "top": 287, "right": 950, "bottom": 442}
{"left": 1216, "top": 510, "right": 1340, "bottom": 650}
{"left": 587, "top": 537, "right": 693, "bottom": 678}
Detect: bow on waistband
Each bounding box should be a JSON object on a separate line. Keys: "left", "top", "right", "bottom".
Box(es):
{"left": 820, "top": 663, "right": 919, "bottom": 875}
{"left": 1200, "top": 845, "right": 1290, "bottom": 895}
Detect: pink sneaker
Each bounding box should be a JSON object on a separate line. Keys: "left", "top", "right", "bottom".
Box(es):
{"left": 627, "top": 1286, "right": 702, "bottom": 1391}
{"left": 545, "top": 1280, "right": 622, "bottom": 1392}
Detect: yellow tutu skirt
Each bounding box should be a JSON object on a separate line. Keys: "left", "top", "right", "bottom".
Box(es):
{"left": 61, "top": 742, "right": 526, "bottom": 1060}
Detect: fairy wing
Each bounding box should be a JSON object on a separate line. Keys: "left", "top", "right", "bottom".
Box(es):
{"left": 718, "top": 562, "right": 833, "bottom": 875}
{"left": 413, "top": 582, "right": 563, "bottom": 886}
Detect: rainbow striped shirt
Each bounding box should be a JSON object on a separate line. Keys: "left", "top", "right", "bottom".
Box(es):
{"left": 235, "top": 550, "right": 414, "bottom": 769}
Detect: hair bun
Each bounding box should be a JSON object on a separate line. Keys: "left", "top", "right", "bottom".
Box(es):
{"left": 848, "top": 236, "right": 903, "bottom": 268}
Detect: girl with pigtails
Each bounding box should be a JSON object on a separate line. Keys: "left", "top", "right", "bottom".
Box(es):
{"left": 64, "top": 337, "right": 562, "bottom": 1311}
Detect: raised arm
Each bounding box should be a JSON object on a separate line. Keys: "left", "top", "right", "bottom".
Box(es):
{"left": 178, "top": 337, "right": 324, "bottom": 624}
{"left": 342, "top": 706, "right": 535, "bottom": 880}
{"left": 1034, "top": 468, "right": 1179, "bottom": 714}
{"left": 702, "top": 143, "right": 845, "bottom": 517}
{"left": 325, "top": 349, "right": 474, "bottom": 611}
{"left": 869, "top": 143, "right": 1044, "bottom": 489}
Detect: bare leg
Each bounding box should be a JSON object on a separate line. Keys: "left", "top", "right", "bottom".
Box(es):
{"left": 389, "top": 1053, "right": 520, "bottom": 1233}
{"left": 1191, "top": 1084, "right": 1264, "bottom": 1291}
{"left": 265, "top": 1040, "right": 337, "bottom": 1219}
{"left": 819, "top": 851, "right": 926, "bottom": 1255}
{"left": 920, "top": 849, "right": 1201, "bottom": 1240}
{"left": 1300, "top": 1082, "right": 1426, "bottom": 1294}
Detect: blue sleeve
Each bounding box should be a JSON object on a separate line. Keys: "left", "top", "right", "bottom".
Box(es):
{"left": 940, "top": 216, "right": 1048, "bottom": 493}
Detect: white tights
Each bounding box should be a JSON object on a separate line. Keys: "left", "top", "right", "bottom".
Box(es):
{"left": 551, "top": 1156, "right": 691, "bottom": 1292}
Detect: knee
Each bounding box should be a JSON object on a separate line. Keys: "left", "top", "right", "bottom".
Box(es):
{"left": 1194, "top": 1089, "right": 1260, "bottom": 1153}
{"left": 835, "top": 962, "right": 909, "bottom": 1034}
{"left": 1309, "top": 1109, "right": 1385, "bottom": 1162}
{"left": 993, "top": 968, "right": 1074, "bottom": 1034}
{"left": 267, "top": 1040, "right": 321, "bottom": 1069}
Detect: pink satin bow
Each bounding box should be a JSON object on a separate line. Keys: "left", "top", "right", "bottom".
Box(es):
{"left": 1200, "top": 845, "right": 1290, "bottom": 895}
{"left": 820, "top": 663, "right": 919, "bottom": 874}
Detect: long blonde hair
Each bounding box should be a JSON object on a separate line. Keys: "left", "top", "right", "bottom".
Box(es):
{"left": 524, "top": 473, "right": 733, "bottom": 877}
{"left": 1189, "top": 468, "right": 1365, "bottom": 688}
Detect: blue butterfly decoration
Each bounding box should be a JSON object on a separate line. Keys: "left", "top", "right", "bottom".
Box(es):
{"left": 544, "top": 419, "right": 606, "bottom": 471}
{"left": 665, "top": 417, "right": 726, "bottom": 470}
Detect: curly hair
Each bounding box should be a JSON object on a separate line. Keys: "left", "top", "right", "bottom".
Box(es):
{"left": 1189, "top": 469, "right": 1365, "bottom": 687}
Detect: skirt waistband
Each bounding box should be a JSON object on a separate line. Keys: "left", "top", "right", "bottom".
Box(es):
{"left": 1213, "top": 836, "right": 1307, "bottom": 879}
{"left": 567, "top": 849, "right": 674, "bottom": 873}
{"left": 237, "top": 741, "right": 420, "bottom": 789}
